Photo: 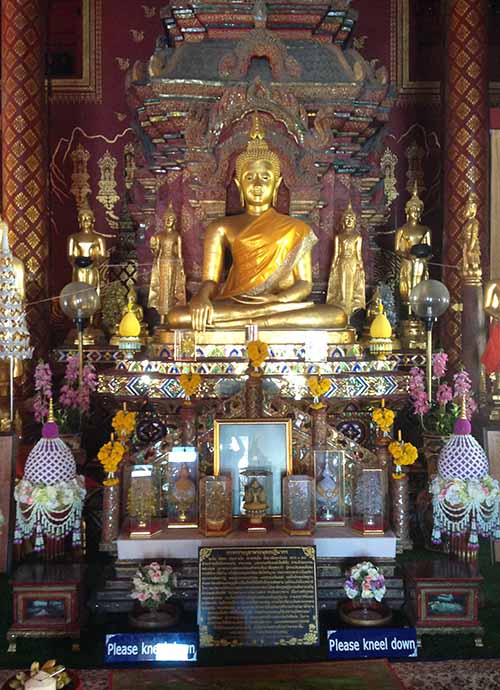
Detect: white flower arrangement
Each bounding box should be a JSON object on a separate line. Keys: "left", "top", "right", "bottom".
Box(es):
{"left": 130, "top": 561, "right": 175, "bottom": 610}
{"left": 344, "top": 561, "right": 386, "bottom": 603}
{"left": 15, "top": 477, "right": 86, "bottom": 512}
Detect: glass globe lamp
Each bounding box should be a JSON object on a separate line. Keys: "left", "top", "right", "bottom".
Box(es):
{"left": 410, "top": 279, "right": 450, "bottom": 397}
{"left": 59, "top": 282, "right": 100, "bottom": 327}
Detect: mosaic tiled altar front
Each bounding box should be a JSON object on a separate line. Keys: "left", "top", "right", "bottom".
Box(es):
{"left": 97, "top": 351, "right": 417, "bottom": 401}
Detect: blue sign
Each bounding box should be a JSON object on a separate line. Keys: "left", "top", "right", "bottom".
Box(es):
{"left": 327, "top": 628, "right": 418, "bottom": 660}
{"left": 105, "top": 633, "right": 198, "bottom": 664}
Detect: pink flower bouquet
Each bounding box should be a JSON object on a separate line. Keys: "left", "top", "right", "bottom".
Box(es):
{"left": 130, "top": 562, "right": 175, "bottom": 610}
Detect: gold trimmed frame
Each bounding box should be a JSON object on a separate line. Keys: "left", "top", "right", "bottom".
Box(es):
{"left": 394, "top": 0, "right": 500, "bottom": 101}
{"left": 50, "top": 0, "right": 102, "bottom": 103}
{"left": 213, "top": 418, "right": 293, "bottom": 518}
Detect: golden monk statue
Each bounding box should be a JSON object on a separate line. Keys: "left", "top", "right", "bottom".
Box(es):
{"left": 326, "top": 201, "right": 365, "bottom": 317}
{"left": 462, "top": 192, "right": 482, "bottom": 285}
{"left": 148, "top": 202, "right": 186, "bottom": 324}
{"left": 167, "top": 114, "right": 347, "bottom": 331}
{"left": 395, "top": 184, "right": 431, "bottom": 315}
{"left": 111, "top": 288, "right": 147, "bottom": 345}
{"left": 67, "top": 205, "right": 107, "bottom": 294}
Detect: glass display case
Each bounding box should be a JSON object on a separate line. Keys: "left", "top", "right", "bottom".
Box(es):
{"left": 314, "top": 450, "right": 345, "bottom": 525}
{"left": 199, "top": 474, "right": 233, "bottom": 537}
{"left": 282, "top": 475, "right": 315, "bottom": 535}
{"left": 351, "top": 466, "right": 388, "bottom": 535}
{"left": 166, "top": 446, "right": 199, "bottom": 528}
{"left": 126, "top": 464, "right": 161, "bottom": 537}
{"left": 239, "top": 468, "right": 272, "bottom": 532}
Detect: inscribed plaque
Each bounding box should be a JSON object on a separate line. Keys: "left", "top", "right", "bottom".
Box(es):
{"left": 198, "top": 546, "right": 318, "bottom": 647}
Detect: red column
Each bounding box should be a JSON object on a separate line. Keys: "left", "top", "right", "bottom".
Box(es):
{"left": 1, "top": 0, "right": 49, "bottom": 355}
{"left": 442, "top": 0, "right": 489, "bottom": 370}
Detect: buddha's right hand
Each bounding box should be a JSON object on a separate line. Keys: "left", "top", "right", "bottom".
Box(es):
{"left": 189, "top": 296, "right": 214, "bottom": 332}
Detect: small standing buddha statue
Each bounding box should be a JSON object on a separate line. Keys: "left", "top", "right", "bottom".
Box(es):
{"left": 67, "top": 204, "right": 107, "bottom": 295}
{"left": 148, "top": 202, "right": 186, "bottom": 326}
{"left": 395, "top": 183, "right": 431, "bottom": 312}
{"left": 66, "top": 204, "right": 107, "bottom": 343}
{"left": 462, "top": 192, "right": 482, "bottom": 286}
{"left": 326, "top": 201, "right": 366, "bottom": 318}
{"left": 167, "top": 113, "right": 347, "bottom": 331}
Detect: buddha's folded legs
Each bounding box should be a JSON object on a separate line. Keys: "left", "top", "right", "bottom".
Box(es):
{"left": 167, "top": 301, "right": 347, "bottom": 329}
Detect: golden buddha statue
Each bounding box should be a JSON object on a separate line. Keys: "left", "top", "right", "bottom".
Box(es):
{"left": 67, "top": 205, "right": 107, "bottom": 294}
{"left": 167, "top": 114, "right": 347, "bottom": 331}
{"left": 462, "top": 192, "right": 482, "bottom": 285}
{"left": 110, "top": 288, "right": 147, "bottom": 345}
{"left": 242, "top": 477, "right": 268, "bottom": 526}
{"left": 395, "top": 184, "right": 431, "bottom": 315}
{"left": 148, "top": 202, "right": 186, "bottom": 324}
{"left": 326, "top": 201, "right": 365, "bottom": 317}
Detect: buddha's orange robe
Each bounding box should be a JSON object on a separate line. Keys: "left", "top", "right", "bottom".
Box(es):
{"left": 218, "top": 208, "right": 316, "bottom": 299}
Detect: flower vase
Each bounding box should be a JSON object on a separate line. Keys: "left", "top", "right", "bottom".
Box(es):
{"left": 421, "top": 432, "right": 449, "bottom": 477}
{"left": 338, "top": 599, "right": 392, "bottom": 627}
{"left": 129, "top": 603, "right": 179, "bottom": 630}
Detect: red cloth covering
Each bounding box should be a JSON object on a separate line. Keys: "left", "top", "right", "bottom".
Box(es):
{"left": 481, "top": 321, "right": 500, "bottom": 374}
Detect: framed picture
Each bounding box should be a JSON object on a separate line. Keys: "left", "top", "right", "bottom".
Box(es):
{"left": 214, "top": 419, "right": 292, "bottom": 516}
{"left": 314, "top": 450, "right": 345, "bottom": 525}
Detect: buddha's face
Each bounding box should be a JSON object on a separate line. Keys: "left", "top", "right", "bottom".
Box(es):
{"left": 164, "top": 211, "right": 176, "bottom": 231}
{"left": 79, "top": 210, "right": 94, "bottom": 232}
{"left": 239, "top": 159, "right": 277, "bottom": 208}
{"left": 342, "top": 211, "right": 356, "bottom": 231}
{"left": 406, "top": 203, "right": 421, "bottom": 224}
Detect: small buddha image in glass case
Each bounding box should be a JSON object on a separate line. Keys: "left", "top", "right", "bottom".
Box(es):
{"left": 282, "top": 475, "right": 315, "bottom": 535}
{"left": 239, "top": 468, "right": 272, "bottom": 532}
{"left": 166, "top": 446, "right": 199, "bottom": 528}
{"left": 199, "top": 474, "right": 233, "bottom": 537}
{"left": 351, "top": 466, "right": 388, "bottom": 535}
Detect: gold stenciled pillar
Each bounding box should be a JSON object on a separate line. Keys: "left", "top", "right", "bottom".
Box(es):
{"left": 1, "top": 0, "right": 49, "bottom": 355}
{"left": 442, "top": 0, "right": 489, "bottom": 371}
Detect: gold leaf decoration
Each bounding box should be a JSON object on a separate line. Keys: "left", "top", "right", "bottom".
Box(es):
{"left": 130, "top": 29, "right": 145, "bottom": 43}
{"left": 115, "top": 57, "right": 130, "bottom": 71}
{"left": 70, "top": 143, "right": 91, "bottom": 211}
{"left": 142, "top": 5, "right": 156, "bottom": 17}
{"left": 96, "top": 150, "right": 119, "bottom": 216}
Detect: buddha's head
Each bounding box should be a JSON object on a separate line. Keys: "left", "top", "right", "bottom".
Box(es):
{"left": 78, "top": 206, "right": 95, "bottom": 232}
{"left": 465, "top": 192, "right": 478, "bottom": 220}
{"left": 405, "top": 184, "right": 424, "bottom": 224}
{"left": 127, "top": 288, "right": 137, "bottom": 307}
{"left": 235, "top": 113, "right": 282, "bottom": 211}
{"left": 163, "top": 202, "right": 176, "bottom": 231}
{"left": 341, "top": 202, "right": 357, "bottom": 232}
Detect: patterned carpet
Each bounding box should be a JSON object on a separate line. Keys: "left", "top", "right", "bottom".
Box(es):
{"left": 2, "top": 661, "right": 500, "bottom": 690}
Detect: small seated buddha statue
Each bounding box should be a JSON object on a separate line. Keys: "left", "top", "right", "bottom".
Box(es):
{"left": 110, "top": 288, "right": 148, "bottom": 345}
{"left": 326, "top": 201, "right": 365, "bottom": 318}
{"left": 67, "top": 204, "right": 107, "bottom": 295}
{"left": 395, "top": 183, "right": 432, "bottom": 317}
{"left": 167, "top": 113, "right": 347, "bottom": 331}
{"left": 242, "top": 477, "right": 268, "bottom": 526}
